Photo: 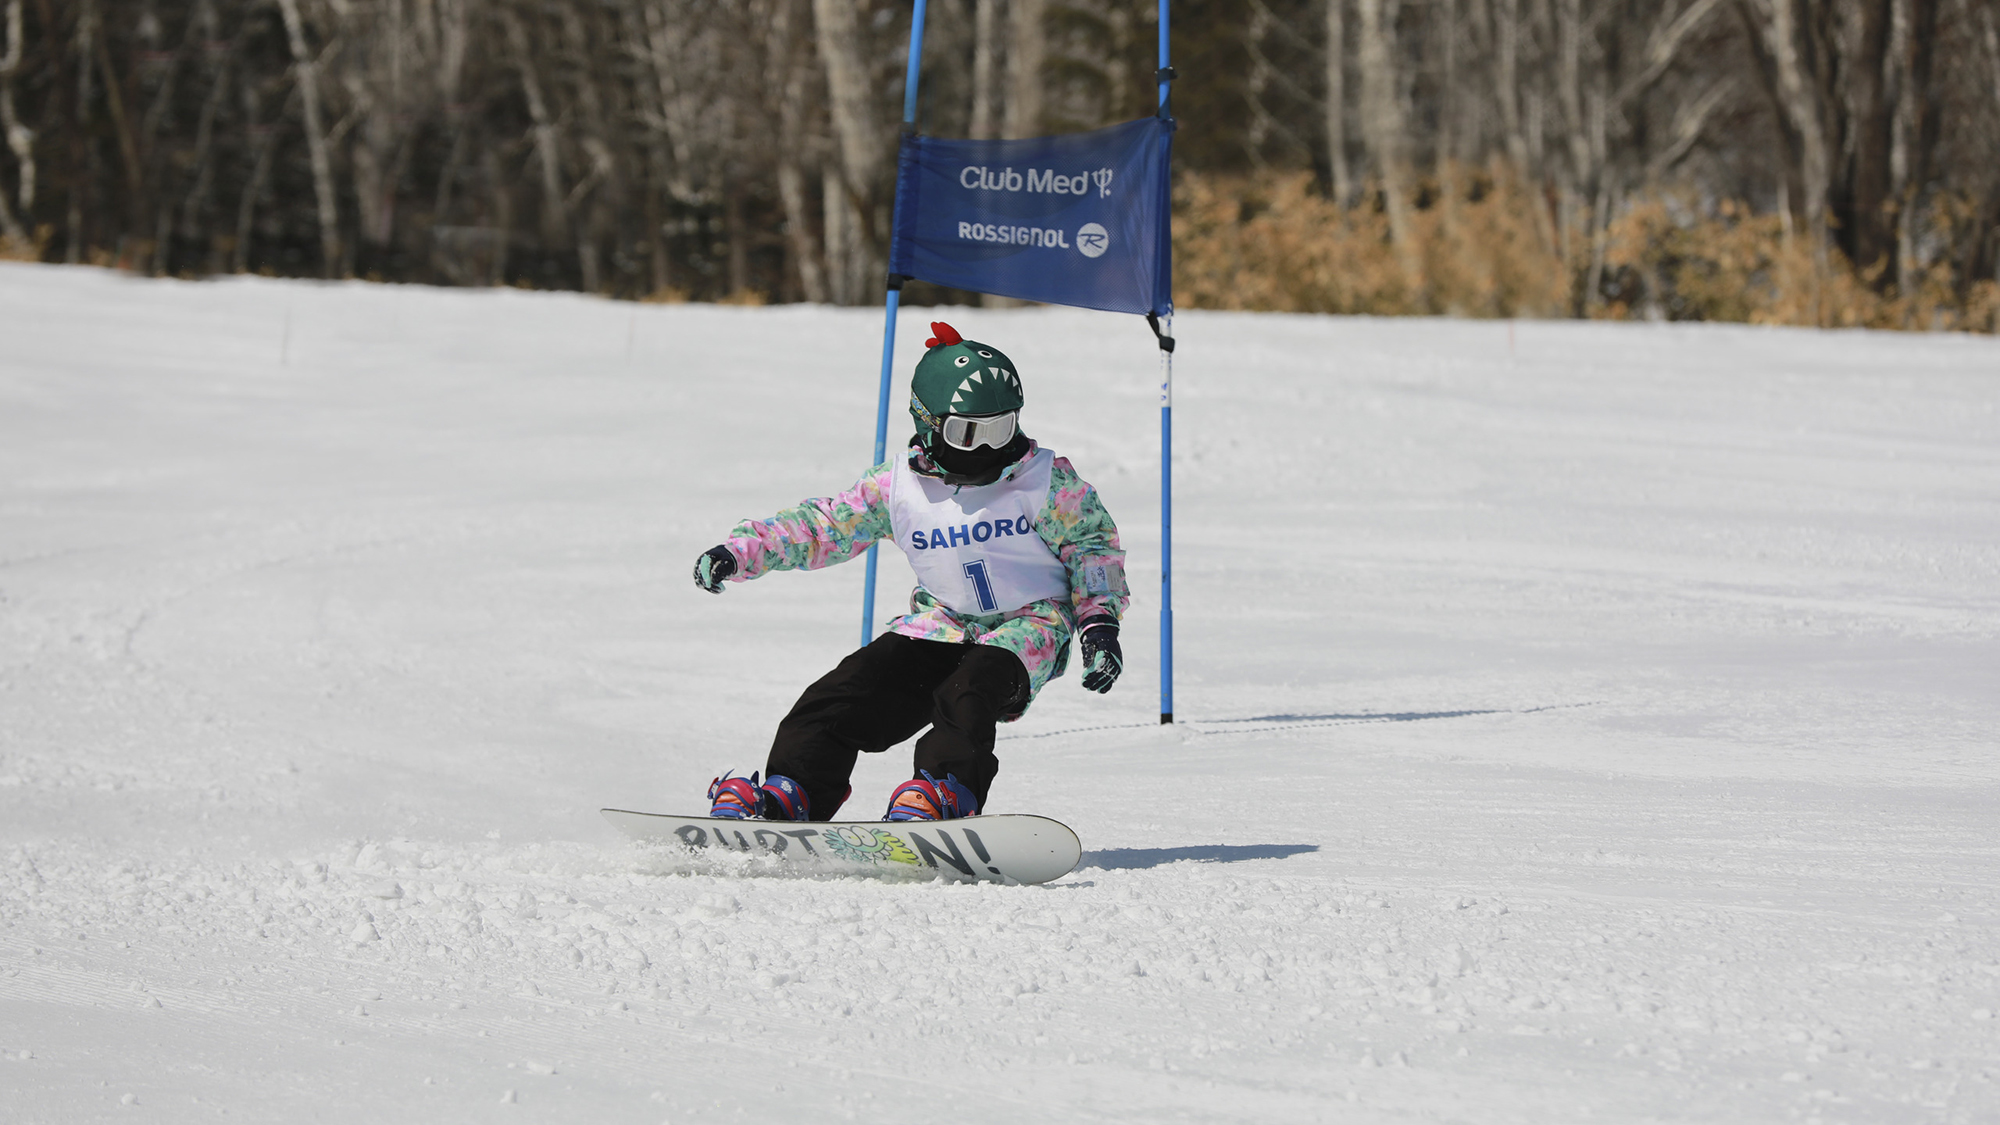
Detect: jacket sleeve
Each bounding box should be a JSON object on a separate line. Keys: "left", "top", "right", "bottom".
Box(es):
{"left": 1032, "top": 456, "right": 1131, "bottom": 628}
{"left": 721, "top": 462, "right": 895, "bottom": 580}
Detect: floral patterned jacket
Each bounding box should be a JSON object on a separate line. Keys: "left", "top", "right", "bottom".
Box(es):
{"left": 718, "top": 438, "right": 1129, "bottom": 715}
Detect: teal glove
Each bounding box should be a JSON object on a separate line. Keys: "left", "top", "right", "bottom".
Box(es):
{"left": 693, "top": 546, "right": 737, "bottom": 594}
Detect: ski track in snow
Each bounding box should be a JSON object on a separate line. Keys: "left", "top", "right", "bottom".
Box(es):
{"left": 2, "top": 263, "right": 1998, "bottom": 1122}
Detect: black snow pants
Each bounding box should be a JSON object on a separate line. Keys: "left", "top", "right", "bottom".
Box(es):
{"left": 764, "top": 632, "right": 1031, "bottom": 821}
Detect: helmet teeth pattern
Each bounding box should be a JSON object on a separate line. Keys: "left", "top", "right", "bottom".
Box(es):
{"left": 912, "top": 334, "right": 1022, "bottom": 434}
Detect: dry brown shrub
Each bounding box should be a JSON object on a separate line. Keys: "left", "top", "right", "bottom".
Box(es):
{"left": 1178, "top": 170, "right": 1995, "bottom": 333}
{"left": 1599, "top": 192, "right": 1997, "bottom": 331}
{"left": 1175, "top": 171, "right": 1407, "bottom": 314}
{"left": 1175, "top": 164, "right": 1569, "bottom": 318}
{"left": 0, "top": 225, "right": 52, "bottom": 263}
{"left": 1410, "top": 163, "right": 1570, "bottom": 317}
{"left": 1963, "top": 282, "right": 2000, "bottom": 334}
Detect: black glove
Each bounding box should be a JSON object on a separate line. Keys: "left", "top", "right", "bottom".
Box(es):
{"left": 692, "top": 545, "right": 737, "bottom": 594}
{"left": 1079, "top": 623, "right": 1122, "bottom": 693}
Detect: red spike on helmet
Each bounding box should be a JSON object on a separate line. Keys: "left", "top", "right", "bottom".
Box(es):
{"left": 925, "top": 322, "right": 963, "bottom": 349}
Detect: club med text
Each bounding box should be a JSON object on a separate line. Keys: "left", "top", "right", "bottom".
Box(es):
{"left": 960, "top": 166, "right": 1115, "bottom": 198}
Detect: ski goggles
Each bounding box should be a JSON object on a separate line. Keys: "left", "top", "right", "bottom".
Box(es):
{"left": 939, "top": 410, "right": 1019, "bottom": 451}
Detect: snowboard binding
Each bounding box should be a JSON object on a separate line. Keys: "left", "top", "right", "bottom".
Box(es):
{"left": 883, "top": 771, "right": 979, "bottom": 822}
{"left": 706, "top": 771, "right": 814, "bottom": 821}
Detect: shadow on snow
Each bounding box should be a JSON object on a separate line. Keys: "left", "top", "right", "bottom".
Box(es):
{"left": 1202, "top": 709, "right": 1503, "bottom": 725}
{"left": 1004, "top": 704, "right": 1603, "bottom": 743}
{"left": 1079, "top": 843, "right": 1320, "bottom": 870}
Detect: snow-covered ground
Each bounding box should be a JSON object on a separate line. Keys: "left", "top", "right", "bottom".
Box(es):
{"left": 2, "top": 262, "right": 1997, "bottom": 1123}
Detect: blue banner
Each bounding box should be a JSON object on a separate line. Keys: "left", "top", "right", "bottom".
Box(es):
{"left": 889, "top": 116, "right": 1174, "bottom": 317}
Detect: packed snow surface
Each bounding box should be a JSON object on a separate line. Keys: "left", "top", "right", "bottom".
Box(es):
{"left": 3, "top": 263, "right": 1998, "bottom": 1123}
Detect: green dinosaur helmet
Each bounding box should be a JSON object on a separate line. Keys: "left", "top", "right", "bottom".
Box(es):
{"left": 909, "top": 321, "right": 1025, "bottom": 445}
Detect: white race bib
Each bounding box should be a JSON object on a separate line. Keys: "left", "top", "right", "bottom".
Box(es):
{"left": 888, "top": 449, "right": 1070, "bottom": 615}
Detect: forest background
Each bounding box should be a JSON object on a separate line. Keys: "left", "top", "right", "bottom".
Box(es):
{"left": 2, "top": 0, "right": 1997, "bottom": 329}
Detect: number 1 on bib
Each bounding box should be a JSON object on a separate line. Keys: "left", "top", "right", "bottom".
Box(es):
{"left": 962, "top": 559, "right": 998, "bottom": 612}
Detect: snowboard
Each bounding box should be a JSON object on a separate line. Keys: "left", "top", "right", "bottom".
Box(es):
{"left": 601, "top": 809, "right": 1081, "bottom": 885}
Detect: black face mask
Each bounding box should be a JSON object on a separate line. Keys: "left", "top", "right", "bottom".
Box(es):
{"left": 927, "top": 430, "right": 1031, "bottom": 486}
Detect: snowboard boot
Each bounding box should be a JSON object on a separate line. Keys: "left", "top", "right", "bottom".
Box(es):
{"left": 757, "top": 774, "right": 812, "bottom": 821}
{"left": 707, "top": 772, "right": 763, "bottom": 819}
{"left": 883, "top": 771, "right": 979, "bottom": 821}
{"left": 707, "top": 772, "right": 825, "bottom": 821}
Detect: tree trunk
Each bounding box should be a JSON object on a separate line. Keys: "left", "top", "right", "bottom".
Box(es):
{"left": 486, "top": 148, "right": 511, "bottom": 284}
{"left": 178, "top": 26, "right": 235, "bottom": 272}
{"left": 1244, "top": 3, "right": 1274, "bottom": 167}
{"left": 1356, "top": 0, "right": 1418, "bottom": 289}
{"left": 1104, "top": 1, "right": 1133, "bottom": 123}
{"left": 977, "top": 0, "right": 1047, "bottom": 307}
{"left": 428, "top": 0, "right": 471, "bottom": 248}
{"left": 725, "top": 185, "right": 748, "bottom": 295}
{"left": 0, "top": 0, "right": 33, "bottom": 245}
{"left": 1324, "top": 0, "right": 1352, "bottom": 204}
{"left": 92, "top": 14, "right": 146, "bottom": 236}
{"left": 1739, "top": 0, "right": 1830, "bottom": 265}
{"left": 1437, "top": 0, "right": 1457, "bottom": 247}
{"left": 1585, "top": 62, "right": 1615, "bottom": 313}
{"left": 822, "top": 164, "right": 855, "bottom": 304}
{"left": 1003, "top": 0, "right": 1046, "bottom": 139}
{"left": 67, "top": 0, "right": 98, "bottom": 264}
{"left": 767, "top": 0, "right": 825, "bottom": 302}
{"left": 500, "top": 7, "right": 569, "bottom": 249}
{"left": 644, "top": 176, "right": 670, "bottom": 295}
{"left": 1493, "top": 0, "right": 1560, "bottom": 257}
{"left": 275, "top": 0, "right": 340, "bottom": 278}
{"left": 638, "top": 0, "right": 704, "bottom": 208}
{"left": 1557, "top": 0, "right": 1600, "bottom": 310}
{"left": 352, "top": 0, "right": 411, "bottom": 253}
{"left": 0, "top": 160, "right": 20, "bottom": 244}
{"left": 233, "top": 86, "right": 294, "bottom": 274}
{"left": 1840, "top": 0, "right": 1895, "bottom": 280}
{"left": 1891, "top": 0, "right": 1937, "bottom": 297}
{"left": 1558, "top": 0, "right": 1592, "bottom": 193}
{"left": 971, "top": 0, "right": 999, "bottom": 139}
{"left": 812, "top": 0, "right": 882, "bottom": 303}
{"left": 1961, "top": 0, "right": 2000, "bottom": 296}
{"left": 1495, "top": 0, "right": 1531, "bottom": 174}
{"left": 776, "top": 160, "right": 825, "bottom": 301}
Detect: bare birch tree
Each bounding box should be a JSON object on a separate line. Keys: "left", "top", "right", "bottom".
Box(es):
{"left": 275, "top": 0, "right": 340, "bottom": 277}
{"left": 0, "top": 0, "right": 33, "bottom": 245}
{"left": 1356, "top": 0, "right": 1418, "bottom": 278}
{"left": 1004, "top": 0, "right": 1048, "bottom": 138}
{"left": 1323, "top": 0, "right": 1351, "bottom": 203}
{"left": 812, "top": 0, "right": 887, "bottom": 303}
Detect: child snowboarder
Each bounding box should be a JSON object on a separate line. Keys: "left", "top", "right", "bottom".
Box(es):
{"left": 690, "top": 322, "right": 1129, "bottom": 823}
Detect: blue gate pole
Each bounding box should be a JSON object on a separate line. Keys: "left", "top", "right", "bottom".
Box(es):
{"left": 1158, "top": 314, "right": 1174, "bottom": 725}
{"left": 1158, "top": 0, "right": 1175, "bottom": 724}
{"left": 861, "top": 0, "right": 930, "bottom": 649}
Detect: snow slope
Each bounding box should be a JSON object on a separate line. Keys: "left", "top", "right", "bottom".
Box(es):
{"left": 2, "top": 262, "right": 1997, "bottom": 1123}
